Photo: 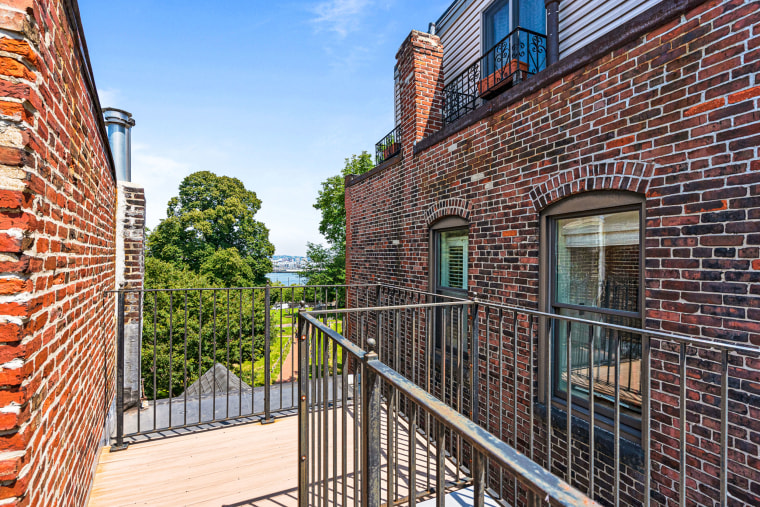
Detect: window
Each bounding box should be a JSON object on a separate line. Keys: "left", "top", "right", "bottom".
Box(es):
{"left": 481, "top": 1, "right": 547, "bottom": 88}
{"left": 432, "top": 221, "right": 468, "bottom": 298}
{"left": 483, "top": 0, "right": 546, "bottom": 51}
{"left": 430, "top": 218, "right": 469, "bottom": 352}
{"left": 438, "top": 229, "right": 468, "bottom": 292}
{"left": 484, "top": 0, "right": 511, "bottom": 50}
{"left": 541, "top": 193, "right": 644, "bottom": 437}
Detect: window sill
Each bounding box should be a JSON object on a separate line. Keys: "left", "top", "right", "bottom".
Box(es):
{"left": 533, "top": 402, "right": 645, "bottom": 472}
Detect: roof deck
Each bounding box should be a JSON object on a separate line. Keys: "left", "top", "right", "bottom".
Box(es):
{"left": 89, "top": 407, "right": 461, "bottom": 507}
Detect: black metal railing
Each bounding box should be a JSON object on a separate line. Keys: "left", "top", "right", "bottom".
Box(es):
{"left": 298, "top": 302, "right": 597, "bottom": 507}
{"left": 109, "top": 284, "right": 389, "bottom": 447}
{"left": 375, "top": 126, "right": 401, "bottom": 165}
{"left": 297, "top": 291, "right": 760, "bottom": 507}
{"left": 443, "top": 27, "right": 547, "bottom": 125}
{"left": 108, "top": 283, "right": 444, "bottom": 447}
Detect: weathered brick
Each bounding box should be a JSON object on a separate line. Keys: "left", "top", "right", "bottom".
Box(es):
{"left": 0, "top": 1, "right": 118, "bottom": 506}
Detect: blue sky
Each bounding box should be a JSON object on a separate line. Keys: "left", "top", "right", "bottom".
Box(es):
{"left": 79, "top": 0, "right": 450, "bottom": 256}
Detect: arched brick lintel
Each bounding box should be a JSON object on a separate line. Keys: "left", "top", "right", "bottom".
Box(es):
{"left": 425, "top": 198, "right": 472, "bottom": 226}
{"left": 529, "top": 160, "right": 656, "bottom": 212}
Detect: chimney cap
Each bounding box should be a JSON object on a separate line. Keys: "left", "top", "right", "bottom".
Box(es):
{"left": 103, "top": 108, "right": 135, "bottom": 127}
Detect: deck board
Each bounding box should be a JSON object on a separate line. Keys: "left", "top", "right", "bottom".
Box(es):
{"left": 89, "top": 407, "right": 460, "bottom": 506}
{"left": 89, "top": 417, "right": 301, "bottom": 507}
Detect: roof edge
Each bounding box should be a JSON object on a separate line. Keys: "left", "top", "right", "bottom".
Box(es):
{"left": 62, "top": 0, "right": 117, "bottom": 183}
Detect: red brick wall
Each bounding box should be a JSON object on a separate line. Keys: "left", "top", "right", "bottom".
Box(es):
{"left": 396, "top": 30, "right": 444, "bottom": 148}
{"left": 0, "top": 1, "right": 116, "bottom": 505}
{"left": 347, "top": 0, "right": 760, "bottom": 504}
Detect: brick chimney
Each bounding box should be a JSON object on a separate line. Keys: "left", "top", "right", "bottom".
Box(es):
{"left": 105, "top": 108, "right": 145, "bottom": 410}
{"left": 395, "top": 30, "right": 444, "bottom": 153}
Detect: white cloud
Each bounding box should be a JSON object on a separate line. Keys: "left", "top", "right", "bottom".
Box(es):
{"left": 311, "top": 0, "right": 372, "bottom": 37}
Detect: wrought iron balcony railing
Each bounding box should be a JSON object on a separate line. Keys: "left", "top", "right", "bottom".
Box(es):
{"left": 297, "top": 288, "right": 760, "bottom": 507}
{"left": 443, "top": 27, "right": 547, "bottom": 125}
{"left": 375, "top": 126, "right": 401, "bottom": 165}
{"left": 108, "top": 283, "right": 760, "bottom": 506}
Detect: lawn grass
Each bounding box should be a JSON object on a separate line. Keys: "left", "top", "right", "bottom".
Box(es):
{"left": 239, "top": 316, "right": 344, "bottom": 386}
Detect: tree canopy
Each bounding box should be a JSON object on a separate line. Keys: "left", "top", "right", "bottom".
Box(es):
{"left": 304, "top": 152, "right": 373, "bottom": 286}
{"left": 147, "top": 171, "right": 274, "bottom": 286}
{"left": 314, "top": 152, "right": 374, "bottom": 250}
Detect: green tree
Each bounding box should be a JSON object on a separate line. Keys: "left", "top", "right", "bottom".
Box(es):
{"left": 314, "top": 152, "right": 374, "bottom": 249}
{"left": 147, "top": 171, "right": 274, "bottom": 286}
{"left": 305, "top": 152, "right": 373, "bottom": 286}
{"left": 301, "top": 243, "right": 344, "bottom": 285}
{"left": 141, "top": 258, "right": 270, "bottom": 398}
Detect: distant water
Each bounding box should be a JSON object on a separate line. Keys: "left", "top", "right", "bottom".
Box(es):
{"left": 266, "top": 272, "right": 304, "bottom": 286}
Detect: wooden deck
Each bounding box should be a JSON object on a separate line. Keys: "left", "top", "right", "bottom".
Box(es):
{"left": 89, "top": 408, "right": 459, "bottom": 507}
{"left": 89, "top": 417, "right": 300, "bottom": 507}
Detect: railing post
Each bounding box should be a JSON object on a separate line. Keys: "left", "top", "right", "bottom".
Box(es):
{"left": 361, "top": 339, "right": 381, "bottom": 507}
{"left": 297, "top": 314, "right": 309, "bottom": 507}
{"left": 512, "top": 29, "right": 522, "bottom": 84}
{"left": 470, "top": 301, "right": 479, "bottom": 424}
{"left": 473, "top": 450, "right": 485, "bottom": 507}
{"left": 263, "top": 283, "right": 273, "bottom": 424}
{"left": 111, "top": 290, "right": 128, "bottom": 452}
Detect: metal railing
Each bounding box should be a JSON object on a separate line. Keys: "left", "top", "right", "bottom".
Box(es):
{"left": 297, "top": 290, "right": 760, "bottom": 507}
{"left": 443, "top": 27, "right": 547, "bottom": 125}
{"left": 298, "top": 302, "right": 598, "bottom": 506}
{"left": 375, "top": 126, "right": 401, "bottom": 165}
{"left": 110, "top": 283, "right": 396, "bottom": 447}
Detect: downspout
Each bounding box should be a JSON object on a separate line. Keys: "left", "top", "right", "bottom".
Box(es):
{"left": 545, "top": 0, "right": 561, "bottom": 65}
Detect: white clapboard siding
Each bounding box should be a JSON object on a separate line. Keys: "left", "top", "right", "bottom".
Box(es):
{"left": 439, "top": 0, "right": 490, "bottom": 86}
{"left": 436, "top": 0, "right": 662, "bottom": 87}
{"left": 559, "top": 0, "right": 661, "bottom": 57}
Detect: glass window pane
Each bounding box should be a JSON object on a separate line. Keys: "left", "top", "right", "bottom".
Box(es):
{"left": 554, "top": 210, "right": 639, "bottom": 313}
{"left": 519, "top": 0, "right": 546, "bottom": 34}
{"left": 491, "top": 4, "right": 510, "bottom": 43}
{"left": 554, "top": 308, "right": 642, "bottom": 416}
{"left": 438, "top": 229, "right": 468, "bottom": 290}
{"left": 486, "top": 0, "right": 510, "bottom": 49}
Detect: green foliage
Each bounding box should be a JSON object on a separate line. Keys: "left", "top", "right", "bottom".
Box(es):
{"left": 140, "top": 263, "right": 271, "bottom": 399}
{"left": 200, "top": 248, "right": 254, "bottom": 288}
{"left": 147, "top": 171, "right": 274, "bottom": 286}
{"left": 313, "top": 152, "right": 374, "bottom": 249}
{"left": 305, "top": 152, "right": 373, "bottom": 287}
{"left": 140, "top": 171, "right": 277, "bottom": 398}
{"left": 301, "top": 242, "right": 344, "bottom": 286}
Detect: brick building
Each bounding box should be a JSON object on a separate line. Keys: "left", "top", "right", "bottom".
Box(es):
{"left": 0, "top": 0, "right": 139, "bottom": 504}
{"left": 347, "top": 0, "right": 760, "bottom": 505}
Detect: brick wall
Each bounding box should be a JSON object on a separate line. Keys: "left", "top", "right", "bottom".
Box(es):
{"left": 0, "top": 1, "right": 117, "bottom": 505}
{"left": 347, "top": 0, "right": 760, "bottom": 504}
{"left": 396, "top": 30, "right": 444, "bottom": 149}
{"left": 116, "top": 183, "right": 144, "bottom": 409}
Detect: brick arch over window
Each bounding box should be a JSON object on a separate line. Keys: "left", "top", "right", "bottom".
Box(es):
{"left": 529, "top": 160, "right": 656, "bottom": 212}
{"left": 425, "top": 198, "right": 472, "bottom": 226}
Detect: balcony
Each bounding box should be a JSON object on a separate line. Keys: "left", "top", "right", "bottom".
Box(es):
{"left": 91, "top": 284, "right": 760, "bottom": 506}
{"left": 375, "top": 127, "right": 401, "bottom": 166}
{"left": 443, "top": 27, "right": 547, "bottom": 125}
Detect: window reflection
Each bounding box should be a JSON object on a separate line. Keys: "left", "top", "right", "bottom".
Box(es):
{"left": 552, "top": 209, "right": 642, "bottom": 418}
